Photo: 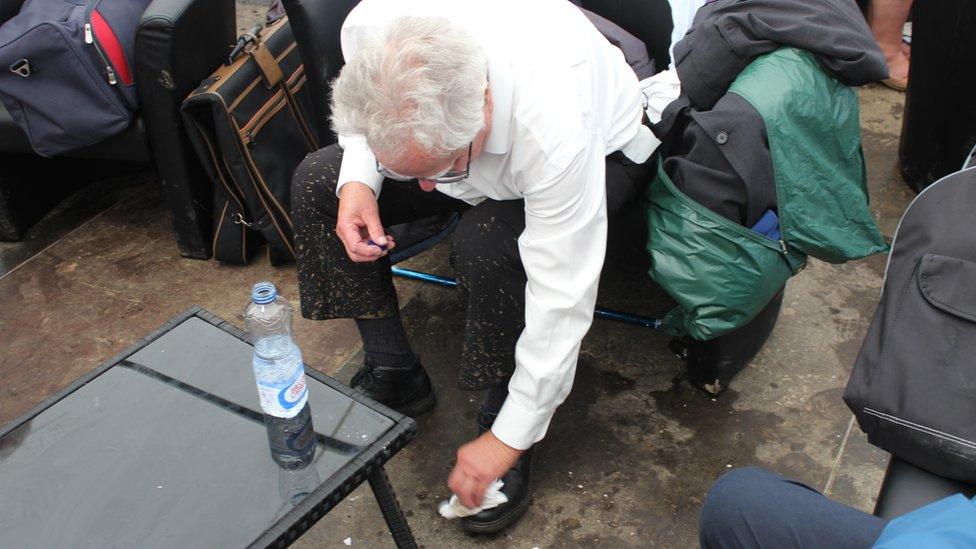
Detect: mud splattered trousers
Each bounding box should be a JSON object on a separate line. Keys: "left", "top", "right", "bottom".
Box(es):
{"left": 291, "top": 143, "right": 648, "bottom": 391}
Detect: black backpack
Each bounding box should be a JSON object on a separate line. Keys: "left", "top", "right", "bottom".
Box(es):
{"left": 182, "top": 18, "right": 317, "bottom": 265}
{"left": 844, "top": 150, "right": 976, "bottom": 484}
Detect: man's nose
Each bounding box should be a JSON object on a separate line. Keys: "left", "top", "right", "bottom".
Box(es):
{"left": 418, "top": 180, "right": 438, "bottom": 192}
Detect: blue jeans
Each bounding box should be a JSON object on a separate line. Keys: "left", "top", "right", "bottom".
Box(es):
{"left": 700, "top": 467, "right": 887, "bottom": 549}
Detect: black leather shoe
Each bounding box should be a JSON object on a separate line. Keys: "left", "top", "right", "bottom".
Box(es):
{"left": 460, "top": 409, "right": 537, "bottom": 534}
{"left": 350, "top": 358, "right": 436, "bottom": 417}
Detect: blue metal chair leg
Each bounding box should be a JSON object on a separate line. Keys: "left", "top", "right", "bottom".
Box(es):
{"left": 390, "top": 266, "right": 662, "bottom": 330}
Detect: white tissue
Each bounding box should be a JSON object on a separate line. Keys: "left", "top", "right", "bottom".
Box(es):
{"left": 437, "top": 480, "right": 508, "bottom": 519}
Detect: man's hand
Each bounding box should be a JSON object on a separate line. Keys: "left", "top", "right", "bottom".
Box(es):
{"left": 448, "top": 431, "right": 523, "bottom": 509}
{"left": 336, "top": 182, "right": 395, "bottom": 262}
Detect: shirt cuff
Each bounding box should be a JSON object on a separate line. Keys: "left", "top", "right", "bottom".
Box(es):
{"left": 619, "top": 124, "right": 658, "bottom": 164}
{"left": 336, "top": 145, "right": 385, "bottom": 198}
{"left": 490, "top": 397, "right": 555, "bottom": 450}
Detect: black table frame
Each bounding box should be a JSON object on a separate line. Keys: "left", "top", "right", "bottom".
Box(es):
{"left": 0, "top": 306, "right": 419, "bottom": 549}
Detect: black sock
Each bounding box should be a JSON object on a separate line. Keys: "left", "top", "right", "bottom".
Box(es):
{"left": 355, "top": 314, "right": 416, "bottom": 370}
{"left": 482, "top": 380, "right": 510, "bottom": 416}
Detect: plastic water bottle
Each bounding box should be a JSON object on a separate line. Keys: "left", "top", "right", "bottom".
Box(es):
{"left": 245, "top": 282, "right": 315, "bottom": 468}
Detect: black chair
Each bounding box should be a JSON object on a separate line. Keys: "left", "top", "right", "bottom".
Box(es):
{"left": 576, "top": 0, "right": 674, "bottom": 71}
{"left": 0, "top": 0, "right": 235, "bottom": 258}
{"left": 281, "top": 0, "right": 675, "bottom": 148}
{"left": 279, "top": 0, "right": 782, "bottom": 392}
{"left": 874, "top": 456, "right": 976, "bottom": 520}
{"left": 279, "top": 0, "right": 358, "bottom": 147}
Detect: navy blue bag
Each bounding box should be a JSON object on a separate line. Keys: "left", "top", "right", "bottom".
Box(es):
{"left": 0, "top": 0, "right": 151, "bottom": 156}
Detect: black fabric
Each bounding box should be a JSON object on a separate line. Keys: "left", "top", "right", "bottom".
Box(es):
{"left": 292, "top": 144, "right": 471, "bottom": 322}
{"left": 280, "top": 0, "right": 359, "bottom": 145}
{"left": 448, "top": 198, "right": 527, "bottom": 389}
{"left": 844, "top": 165, "right": 976, "bottom": 484}
{"left": 700, "top": 468, "right": 886, "bottom": 549}
{"left": 0, "top": 101, "right": 149, "bottom": 160}
{"left": 874, "top": 457, "right": 976, "bottom": 521}
{"left": 671, "top": 290, "right": 784, "bottom": 396}
{"left": 577, "top": 0, "right": 673, "bottom": 73}
{"left": 182, "top": 17, "right": 319, "bottom": 265}
{"left": 0, "top": 0, "right": 25, "bottom": 24}
{"left": 482, "top": 381, "right": 509, "bottom": 417}
{"left": 291, "top": 143, "right": 647, "bottom": 391}
{"left": 657, "top": 94, "right": 775, "bottom": 227}
{"left": 898, "top": 0, "right": 976, "bottom": 192}
{"left": 673, "top": 0, "right": 888, "bottom": 109}
{"left": 355, "top": 314, "right": 416, "bottom": 371}
{"left": 137, "top": 0, "right": 236, "bottom": 258}
{"left": 579, "top": 7, "right": 654, "bottom": 80}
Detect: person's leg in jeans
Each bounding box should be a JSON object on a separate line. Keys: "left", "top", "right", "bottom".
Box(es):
{"left": 291, "top": 143, "right": 470, "bottom": 415}
{"left": 700, "top": 467, "right": 887, "bottom": 549}
{"left": 447, "top": 152, "right": 648, "bottom": 532}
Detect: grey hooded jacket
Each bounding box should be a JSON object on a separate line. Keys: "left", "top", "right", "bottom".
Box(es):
{"left": 673, "top": 0, "right": 888, "bottom": 109}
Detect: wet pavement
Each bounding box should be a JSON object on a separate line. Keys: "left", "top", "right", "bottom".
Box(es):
{"left": 0, "top": 9, "right": 916, "bottom": 546}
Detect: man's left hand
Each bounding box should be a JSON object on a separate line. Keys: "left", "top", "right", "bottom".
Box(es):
{"left": 448, "top": 431, "right": 523, "bottom": 509}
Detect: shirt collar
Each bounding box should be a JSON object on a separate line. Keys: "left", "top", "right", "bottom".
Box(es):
{"left": 483, "top": 57, "right": 514, "bottom": 155}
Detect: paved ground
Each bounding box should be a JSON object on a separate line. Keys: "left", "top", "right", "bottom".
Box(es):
{"left": 0, "top": 7, "right": 916, "bottom": 547}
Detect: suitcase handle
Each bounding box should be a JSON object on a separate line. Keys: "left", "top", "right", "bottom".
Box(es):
{"left": 228, "top": 23, "right": 264, "bottom": 65}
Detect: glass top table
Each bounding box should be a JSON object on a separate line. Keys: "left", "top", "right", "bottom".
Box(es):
{"left": 0, "top": 307, "right": 417, "bottom": 548}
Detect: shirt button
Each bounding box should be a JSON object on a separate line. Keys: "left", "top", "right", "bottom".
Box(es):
{"left": 716, "top": 131, "right": 729, "bottom": 145}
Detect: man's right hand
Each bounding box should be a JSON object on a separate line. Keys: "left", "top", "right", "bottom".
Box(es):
{"left": 336, "top": 182, "right": 396, "bottom": 262}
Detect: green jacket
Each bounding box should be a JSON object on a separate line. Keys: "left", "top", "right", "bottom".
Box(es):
{"left": 645, "top": 47, "right": 888, "bottom": 340}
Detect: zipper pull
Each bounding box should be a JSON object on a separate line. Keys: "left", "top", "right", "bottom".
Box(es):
{"left": 779, "top": 239, "right": 789, "bottom": 255}
{"left": 84, "top": 23, "right": 94, "bottom": 44}
{"left": 106, "top": 65, "right": 117, "bottom": 85}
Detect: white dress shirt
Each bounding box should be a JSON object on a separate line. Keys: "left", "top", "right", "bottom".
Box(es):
{"left": 337, "top": 0, "right": 650, "bottom": 450}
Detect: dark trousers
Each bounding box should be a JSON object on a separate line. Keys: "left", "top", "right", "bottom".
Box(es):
{"left": 291, "top": 143, "right": 648, "bottom": 391}
{"left": 699, "top": 468, "right": 886, "bottom": 549}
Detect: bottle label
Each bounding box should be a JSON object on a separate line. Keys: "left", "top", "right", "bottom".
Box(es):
{"left": 255, "top": 361, "right": 309, "bottom": 418}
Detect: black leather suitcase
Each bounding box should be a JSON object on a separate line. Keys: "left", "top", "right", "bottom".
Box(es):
{"left": 671, "top": 290, "right": 784, "bottom": 395}
{"left": 182, "top": 17, "right": 319, "bottom": 265}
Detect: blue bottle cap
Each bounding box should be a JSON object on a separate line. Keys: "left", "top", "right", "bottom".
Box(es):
{"left": 251, "top": 281, "right": 277, "bottom": 304}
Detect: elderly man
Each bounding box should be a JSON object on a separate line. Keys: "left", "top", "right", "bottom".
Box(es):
{"left": 291, "top": 0, "right": 655, "bottom": 533}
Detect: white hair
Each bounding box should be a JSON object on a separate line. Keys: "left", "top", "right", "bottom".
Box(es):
{"left": 330, "top": 16, "right": 488, "bottom": 163}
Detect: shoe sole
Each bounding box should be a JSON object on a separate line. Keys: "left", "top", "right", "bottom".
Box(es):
{"left": 393, "top": 387, "right": 437, "bottom": 417}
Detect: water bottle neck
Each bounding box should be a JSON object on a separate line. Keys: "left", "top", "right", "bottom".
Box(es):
{"left": 246, "top": 298, "right": 293, "bottom": 337}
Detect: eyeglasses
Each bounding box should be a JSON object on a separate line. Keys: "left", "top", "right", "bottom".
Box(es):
{"left": 376, "top": 143, "right": 472, "bottom": 184}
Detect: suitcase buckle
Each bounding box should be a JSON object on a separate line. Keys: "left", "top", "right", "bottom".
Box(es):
{"left": 233, "top": 213, "right": 253, "bottom": 228}
{"left": 9, "top": 59, "right": 31, "bottom": 78}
